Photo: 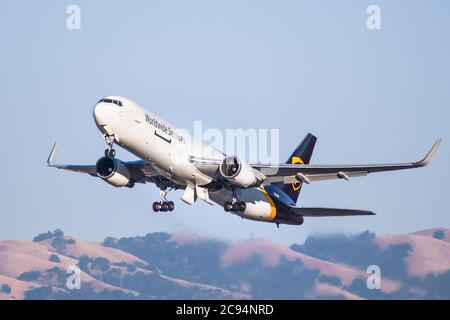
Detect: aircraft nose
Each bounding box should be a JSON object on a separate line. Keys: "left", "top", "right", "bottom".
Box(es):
{"left": 93, "top": 102, "right": 108, "bottom": 125}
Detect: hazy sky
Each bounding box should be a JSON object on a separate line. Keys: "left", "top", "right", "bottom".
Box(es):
{"left": 0, "top": 1, "right": 449, "bottom": 245}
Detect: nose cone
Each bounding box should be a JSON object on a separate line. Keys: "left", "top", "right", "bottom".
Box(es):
{"left": 93, "top": 102, "right": 108, "bottom": 126}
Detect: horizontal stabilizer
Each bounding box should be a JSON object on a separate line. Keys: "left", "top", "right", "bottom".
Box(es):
{"left": 290, "top": 207, "right": 375, "bottom": 217}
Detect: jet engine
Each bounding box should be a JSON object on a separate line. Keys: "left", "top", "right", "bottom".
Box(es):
{"left": 96, "top": 156, "right": 134, "bottom": 188}
{"left": 219, "top": 156, "right": 259, "bottom": 188}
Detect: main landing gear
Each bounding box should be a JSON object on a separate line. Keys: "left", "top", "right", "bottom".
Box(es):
{"left": 152, "top": 188, "right": 175, "bottom": 212}
{"left": 224, "top": 194, "right": 246, "bottom": 213}
{"left": 104, "top": 134, "right": 116, "bottom": 157}
{"left": 152, "top": 201, "right": 175, "bottom": 212}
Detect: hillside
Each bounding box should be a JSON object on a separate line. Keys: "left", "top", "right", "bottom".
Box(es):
{"left": 0, "top": 228, "right": 449, "bottom": 300}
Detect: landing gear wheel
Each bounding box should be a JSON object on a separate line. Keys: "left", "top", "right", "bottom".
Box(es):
{"left": 232, "top": 202, "right": 240, "bottom": 212}
{"left": 161, "top": 202, "right": 169, "bottom": 212}
{"left": 104, "top": 148, "right": 116, "bottom": 157}
{"left": 224, "top": 201, "right": 233, "bottom": 212}
{"left": 238, "top": 201, "right": 246, "bottom": 212}
{"left": 167, "top": 201, "right": 175, "bottom": 212}
{"left": 152, "top": 202, "right": 161, "bottom": 212}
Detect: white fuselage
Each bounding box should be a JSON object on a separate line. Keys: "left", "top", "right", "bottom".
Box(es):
{"left": 93, "top": 96, "right": 277, "bottom": 223}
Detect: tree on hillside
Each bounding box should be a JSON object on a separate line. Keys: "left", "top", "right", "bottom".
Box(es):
{"left": 433, "top": 230, "right": 445, "bottom": 240}
{"left": 1, "top": 284, "right": 11, "bottom": 294}
{"left": 91, "top": 257, "right": 110, "bottom": 272}
{"left": 17, "top": 271, "right": 41, "bottom": 282}
{"left": 49, "top": 254, "right": 61, "bottom": 263}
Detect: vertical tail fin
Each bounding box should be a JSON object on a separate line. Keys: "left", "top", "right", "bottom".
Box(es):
{"left": 277, "top": 133, "right": 317, "bottom": 204}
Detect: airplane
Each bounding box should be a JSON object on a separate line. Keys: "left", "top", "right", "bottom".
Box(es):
{"left": 47, "top": 96, "right": 442, "bottom": 227}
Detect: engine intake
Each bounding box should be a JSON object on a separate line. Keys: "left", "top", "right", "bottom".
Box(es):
{"left": 96, "top": 157, "right": 134, "bottom": 188}
{"left": 219, "top": 156, "right": 258, "bottom": 188}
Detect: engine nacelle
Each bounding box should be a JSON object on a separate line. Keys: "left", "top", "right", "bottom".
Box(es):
{"left": 219, "top": 156, "right": 259, "bottom": 188}
{"left": 96, "top": 156, "right": 134, "bottom": 188}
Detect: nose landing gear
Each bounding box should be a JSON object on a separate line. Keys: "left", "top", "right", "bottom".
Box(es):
{"left": 104, "top": 134, "right": 116, "bottom": 157}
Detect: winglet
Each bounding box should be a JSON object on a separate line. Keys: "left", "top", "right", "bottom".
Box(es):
{"left": 47, "top": 141, "right": 60, "bottom": 166}
{"left": 414, "top": 139, "right": 442, "bottom": 167}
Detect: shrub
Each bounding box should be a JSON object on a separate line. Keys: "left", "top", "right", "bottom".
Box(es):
{"left": 33, "top": 229, "right": 66, "bottom": 243}
{"left": 432, "top": 230, "right": 445, "bottom": 240}
{"left": 78, "top": 255, "right": 91, "bottom": 272}
{"left": 66, "top": 238, "right": 76, "bottom": 245}
{"left": 91, "top": 257, "right": 110, "bottom": 272}
{"left": 318, "top": 274, "right": 342, "bottom": 287}
{"left": 24, "top": 286, "right": 53, "bottom": 300}
{"left": 1, "top": 284, "right": 11, "bottom": 294}
{"left": 51, "top": 237, "right": 66, "bottom": 251}
{"left": 32, "top": 231, "right": 53, "bottom": 242}
{"left": 53, "top": 229, "right": 64, "bottom": 238}
{"left": 17, "top": 271, "right": 41, "bottom": 282}
{"left": 127, "top": 264, "right": 137, "bottom": 273}
{"left": 49, "top": 254, "right": 61, "bottom": 263}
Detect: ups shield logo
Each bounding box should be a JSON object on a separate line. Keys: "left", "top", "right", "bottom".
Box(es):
{"left": 291, "top": 156, "right": 304, "bottom": 191}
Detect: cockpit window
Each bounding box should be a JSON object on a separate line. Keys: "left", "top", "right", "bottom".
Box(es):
{"left": 98, "top": 98, "right": 123, "bottom": 107}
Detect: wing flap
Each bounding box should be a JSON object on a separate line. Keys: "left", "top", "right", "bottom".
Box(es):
{"left": 265, "top": 171, "right": 369, "bottom": 184}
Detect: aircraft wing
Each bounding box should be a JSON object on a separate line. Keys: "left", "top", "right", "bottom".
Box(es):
{"left": 255, "top": 139, "right": 442, "bottom": 184}
{"left": 47, "top": 142, "right": 159, "bottom": 183}
{"left": 290, "top": 207, "right": 375, "bottom": 217}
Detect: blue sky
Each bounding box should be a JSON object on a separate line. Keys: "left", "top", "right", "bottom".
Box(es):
{"left": 0, "top": 1, "right": 449, "bottom": 244}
